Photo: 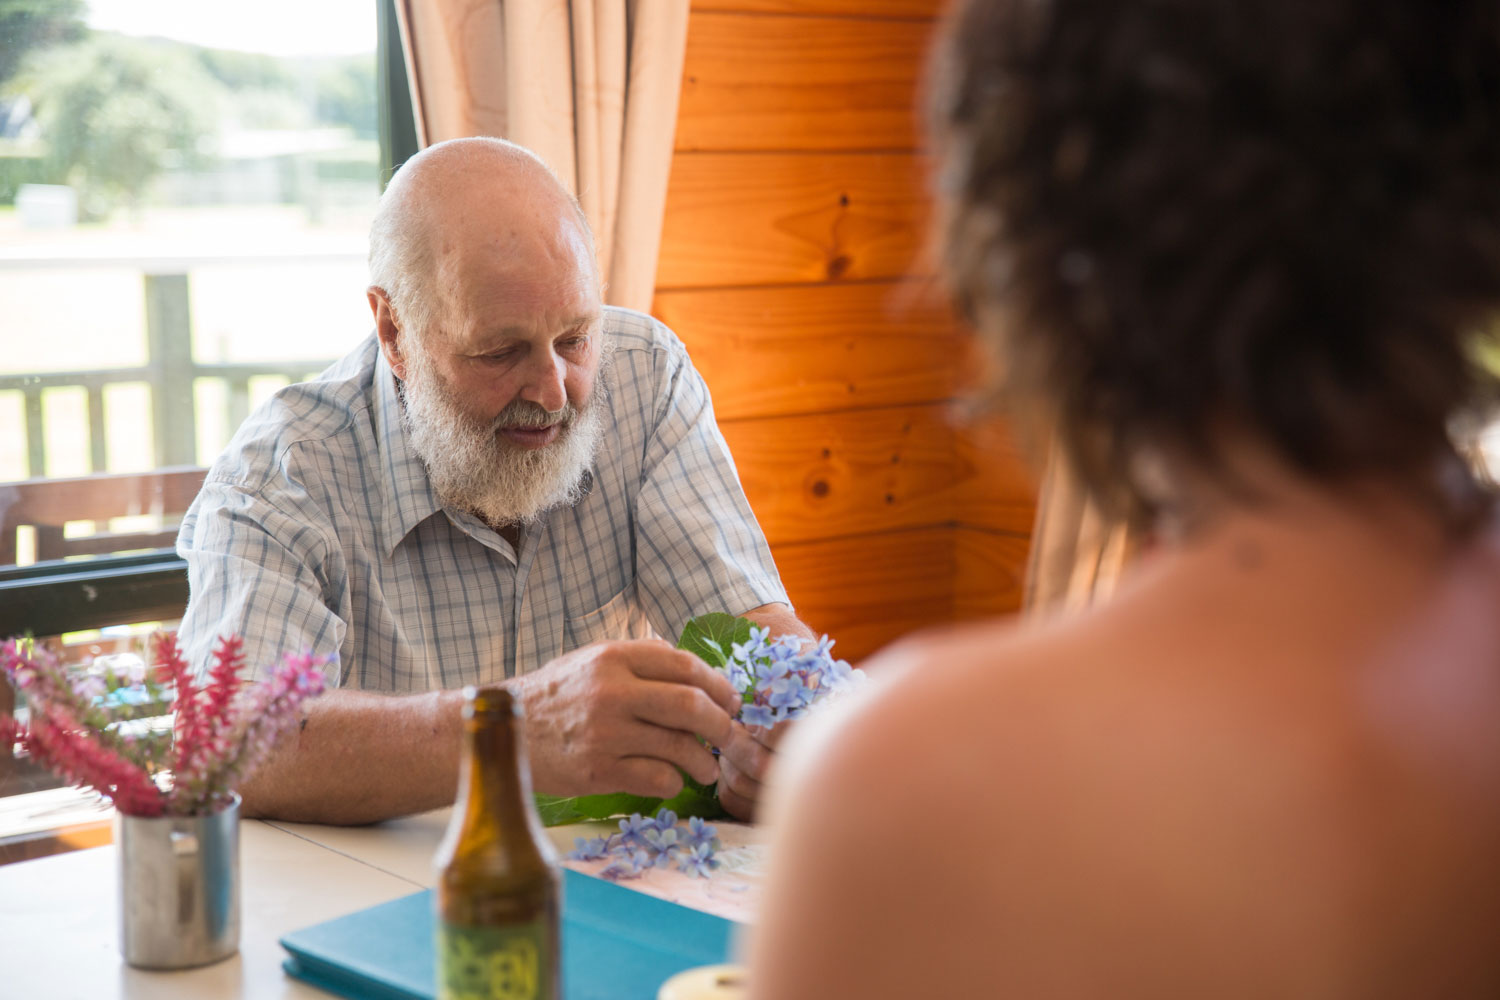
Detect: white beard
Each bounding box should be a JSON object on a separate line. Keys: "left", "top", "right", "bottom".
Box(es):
{"left": 398, "top": 339, "right": 609, "bottom": 527}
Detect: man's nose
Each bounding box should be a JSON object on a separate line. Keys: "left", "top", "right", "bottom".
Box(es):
{"left": 519, "top": 349, "right": 568, "bottom": 414}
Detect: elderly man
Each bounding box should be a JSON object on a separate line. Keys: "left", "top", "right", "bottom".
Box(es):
{"left": 177, "top": 137, "right": 811, "bottom": 824}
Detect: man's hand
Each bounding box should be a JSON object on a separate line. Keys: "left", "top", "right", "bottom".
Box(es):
{"left": 717, "top": 720, "right": 789, "bottom": 820}
{"left": 716, "top": 603, "right": 817, "bottom": 819}
{"left": 513, "top": 638, "right": 741, "bottom": 800}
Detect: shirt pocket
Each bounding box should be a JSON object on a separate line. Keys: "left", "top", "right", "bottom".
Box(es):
{"left": 563, "top": 582, "right": 655, "bottom": 650}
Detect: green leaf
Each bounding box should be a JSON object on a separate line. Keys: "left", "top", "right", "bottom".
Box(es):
{"left": 532, "top": 792, "right": 664, "bottom": 827}
{"left": 655, "top": 773, "right": 727, "bottom": 822}
{"left": 677, "top": 613, "right": 754, "bottom": 668}
{"left": 533, "top": 775, "right": 728, "bottom": 827}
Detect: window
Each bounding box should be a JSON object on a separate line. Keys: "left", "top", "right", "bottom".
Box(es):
{"left": 1, "top": 0, "right": 382, "bottom": 568}
{"left": 1, "top": 0, "right": 412, "bottom": 818}
{"left": 2, "top": 1, "right": 387, "bottom": 578}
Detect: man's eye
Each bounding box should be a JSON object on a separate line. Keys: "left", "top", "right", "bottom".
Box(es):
{"left": 560, "top": 337, "right": 589, "bottom": 352}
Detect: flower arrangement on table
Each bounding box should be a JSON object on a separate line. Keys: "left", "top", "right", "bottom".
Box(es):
{"left": 545, "top": 613, "right": 865, "bottom": 879}
{"left": 0, "top": 633, "right": 329, "bottom": 817}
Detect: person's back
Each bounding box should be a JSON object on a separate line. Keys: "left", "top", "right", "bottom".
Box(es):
{"left": 755, "top": 466, "right": 1500, "bottom": 996}
{"left": 749, "top": 0, "right": 1500, "bottom": 994}
{"left": 774, "top": 473, "right": 1500, "bottom": 995}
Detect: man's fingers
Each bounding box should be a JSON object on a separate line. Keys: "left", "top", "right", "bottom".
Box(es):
{"left": 621, "top": 722, "right": 722, "bottom": 787}
{"left": 720, "top": 722, "right": 772, "bottom": 783}
{"left": 718, "top": 775, "right": 755, "bottom": 822}
{"left": 718, "top": 752, "right": 762, "bottom": 802}
{"left": 612, "top": 641, "right": 740, "bottom": 715}
{"left": 629, "top": 678, "right": 735, "bottom": 748}
{"left": 742, "top": 719, "right": 785, "bottom": 753}
{"left": 611, "top": 757, "right": 687, "bottom": 800}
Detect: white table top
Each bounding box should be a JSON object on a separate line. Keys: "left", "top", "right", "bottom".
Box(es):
{"left": 0, "top": 808, "right": 767, "bottom": 999}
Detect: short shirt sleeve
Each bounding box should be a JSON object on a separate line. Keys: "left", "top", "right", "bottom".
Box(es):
{"left": 631, "top": 333, "right": 789, "bottom": 640}
{"left": 177, "top": 477, "right": 347, "bottom": 685}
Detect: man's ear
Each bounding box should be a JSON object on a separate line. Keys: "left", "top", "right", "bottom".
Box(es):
{"left": 367, "top": 287, "right": 408, "bottom": 380}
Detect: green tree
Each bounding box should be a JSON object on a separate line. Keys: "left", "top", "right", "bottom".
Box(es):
{"left": 0, "top": 0, "right": 84, "bottom": 89}
{"left": 314, "top": 56, "right": 377, "bottom": 139}
{"left": 20, "top": 34, "right": 218, "bottom": 218}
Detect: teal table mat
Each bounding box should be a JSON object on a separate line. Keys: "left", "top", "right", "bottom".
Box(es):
{"left": 280, "top": 868, "right": 740, "bottom": 1000}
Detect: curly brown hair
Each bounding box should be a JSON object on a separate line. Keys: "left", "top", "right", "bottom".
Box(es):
{"left": 932, "top": 0, "right": 1500, "bottom": 528}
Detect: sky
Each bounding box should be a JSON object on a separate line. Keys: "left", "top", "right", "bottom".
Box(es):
{"left": 85, "top": 0, "right": 377, "bottom": 57}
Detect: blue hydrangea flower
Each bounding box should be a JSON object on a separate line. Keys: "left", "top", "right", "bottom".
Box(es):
{"left": 678, "top": 842, "right": 720, "bottom": 879}
{"left": 740, "top": 703, "right": 775, "bottom": 728}
{"left": 618, "top": 813, "right": 653, "bottom": 840}
{"left": 578, "top": 813, "right": 723, "bottom": 881}
{"left": 567, "top": 836, "right": 611, "bottom": 861}
{"left": 643, "top": 825, "right": 679, "bottom": 852}
{"left": 685, "top": 816, "right": 717, "bottom": 848}
{"left": 717, "top": 628, "right": 863, "bottom": 731}
{"left": 599, "top": 848, "right": 653, "bottom": 881}
{"left": 767, "top": 675, "right": 809, "bottom": 711}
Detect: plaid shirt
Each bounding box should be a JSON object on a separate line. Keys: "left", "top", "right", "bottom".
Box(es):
{"left": 176, "top": 308, "right": 787, "bottom": 690}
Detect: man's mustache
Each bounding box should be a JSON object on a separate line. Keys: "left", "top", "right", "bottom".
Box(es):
{"left": 491, "top": 398, "right": 577, "bottom": 431}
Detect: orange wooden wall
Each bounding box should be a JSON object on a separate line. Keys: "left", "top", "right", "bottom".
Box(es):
{"left": 652, "top": 0, "right": 1036, "bottom": 661}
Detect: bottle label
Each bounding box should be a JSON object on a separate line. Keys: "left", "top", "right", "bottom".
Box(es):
{"left": 436, "top": 919, "right": 551, "bottom": 1000}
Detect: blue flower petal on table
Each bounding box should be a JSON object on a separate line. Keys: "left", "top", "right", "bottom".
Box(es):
{"left": 618, "top": 813, "right": 653, "bottom": 840}
{"left": 599, "top": 848, "right": 653, "bottom": 881}
{"left": 685, "top": 816, "right": 717, "bottom": 847}
{"left": 643, "top": 826, "right": 679, "bottom": 852}
{"left": 567, "top": 836, "right": 610, "bottom": 861}
{"left": 677, "top": 843, "right": 720, "bottom": 879}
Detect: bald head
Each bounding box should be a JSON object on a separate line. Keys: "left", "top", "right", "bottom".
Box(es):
{"left": 368, "top": 137, "right": 597, "bottom": 342}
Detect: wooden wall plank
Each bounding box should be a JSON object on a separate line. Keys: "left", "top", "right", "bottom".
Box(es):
{"left": 725, "top": 404, "right": 957, "bottom": 545}
{"left": 656, "top": 152, "right": 934, "bottom": 288}
{"left": 678, "top": 13, "right": 931, "bottom": 152}
{"left": 952, "top": 412, "right": 1040, "bottom": 534}
{"left": 692, "top": 0, "right": 943, "bottom": 17}
{"left": 773, "top": 526, "right": 1027, "bottom": 662}
{"left": 655, "top": 1, "right": 1039, "bottom": 649}
{"left": 720, "top": 403, "right": 1035, "bottom": 545}
{"left": 955, "top": 528, "right": 1033, "bottom": 623}
{"left": 658, "top": 280, "right": 964, "bottom": 420}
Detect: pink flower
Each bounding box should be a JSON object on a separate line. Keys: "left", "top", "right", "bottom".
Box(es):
{"left": 0, "top": 633, "right": 330, "bottom": 817}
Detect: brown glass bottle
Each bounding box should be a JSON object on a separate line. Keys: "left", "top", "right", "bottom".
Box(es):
{"left": 434, "top": 685, "right": 561, "bottom": 1000}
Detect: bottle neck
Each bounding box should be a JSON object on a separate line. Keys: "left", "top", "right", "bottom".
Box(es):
{"left": 455, "top": 707, "right": 535, "bottom": 841}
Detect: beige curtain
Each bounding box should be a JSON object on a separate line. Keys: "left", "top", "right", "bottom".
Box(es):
{"left": 393, "top": 0, "right": 690, "bottom": 312}
{"left": 1023, "top": 447, "right": 1142, "bottom": 614}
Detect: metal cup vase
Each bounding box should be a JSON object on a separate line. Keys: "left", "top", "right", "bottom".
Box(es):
{"left": 115, "top": 793, "right": 241, "bottom": 969}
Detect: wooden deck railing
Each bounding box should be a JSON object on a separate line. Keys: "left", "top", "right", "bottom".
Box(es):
{"left": 0, "top": 467, "right": 209, "bottom": 565}
{"left": 0, "top": 256, "right": 348, "bottom": 481}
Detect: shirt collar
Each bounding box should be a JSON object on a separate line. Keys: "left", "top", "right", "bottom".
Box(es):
{"left": 373, "top": 344, "right": 445, "bottom": 556}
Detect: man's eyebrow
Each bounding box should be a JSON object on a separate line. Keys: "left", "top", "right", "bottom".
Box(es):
{"left": 478, "top": 316, "right": 598, "bottom": 341}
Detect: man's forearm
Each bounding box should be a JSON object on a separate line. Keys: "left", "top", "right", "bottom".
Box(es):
{"left": 742, "top": 602, "right": 817, "bottom": 642}
{"left": 238, "top": 687, "right": 467, "bottom": 825}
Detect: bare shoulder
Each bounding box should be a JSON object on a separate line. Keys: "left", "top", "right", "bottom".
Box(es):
{"left": 751, "top": 519, "right": 1500, "bottom": 997}
{"left": 750, "top": 616, "right": 1137, "bottom": 998}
